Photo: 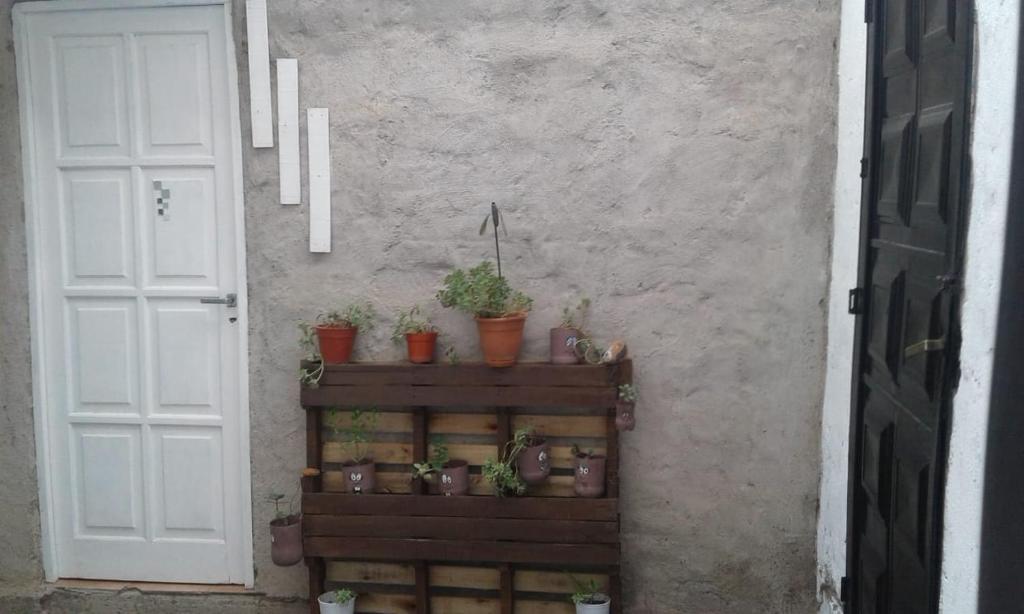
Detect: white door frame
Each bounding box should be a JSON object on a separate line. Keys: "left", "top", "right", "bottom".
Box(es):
{"left": 13, "top": 0, "right": 253, "bottom": 586}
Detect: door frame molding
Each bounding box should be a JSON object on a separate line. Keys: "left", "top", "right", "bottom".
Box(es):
{"left": 13, "top": 0, "right": 254, "bottom": 586}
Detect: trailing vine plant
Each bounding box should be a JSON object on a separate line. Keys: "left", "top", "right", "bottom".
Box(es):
{"left": 482, "top": 428, "right": 536, "bottom": 497}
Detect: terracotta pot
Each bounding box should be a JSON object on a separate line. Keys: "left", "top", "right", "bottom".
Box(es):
{"left": 439, "top": 460, "right": 469, "bottom": 496}
{"left": 405, "top": 331, "right": 438, "bottom": 364}
{"left": 475, "top": 314, "right": 527, "bottom": 368}
{"left": 316, "top": 325, "right": 357, "bottom": 364}
{"left": 550, "top": 327, "right": 582, "bottom": 364}
{"left": 342, "top": 460, "right": 376, "bottom": 494}
{"left": 575, "top": 594, "right": 610, "bottom": 614}
{"left": 516, "top": 438, "right": 550, "bottom": 484}
{"left": 615, "top": 400, "right": 636, "bottom": 432}
{"left": 318, "top": 592, "right": 356, "bottom": 614}
{"left": 573, "top": 454, "right": 607, "bottom": 498}
{"left": 270, "top": 515, "right": 303, "bottom": 566}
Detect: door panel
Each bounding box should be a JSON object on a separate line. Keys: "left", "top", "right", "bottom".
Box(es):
{"left": 850, "top": 0, "right": 970, "bottom": 612}
{"left": 19, "top": 3, "right": 247, "bottom": 583}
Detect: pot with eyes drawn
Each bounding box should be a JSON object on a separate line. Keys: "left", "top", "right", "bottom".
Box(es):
{"left": 572, "top": 449, "right": 606, "bottom": 498}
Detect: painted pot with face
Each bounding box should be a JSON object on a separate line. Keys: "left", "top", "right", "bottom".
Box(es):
{"left": 573, "top": 453, "right": 607, "bottom": 498}
{"left": 615, "top": 400, "right": 636, "bottom": 432}
{"left": 549, "top": 327, "right": 581, "bottom": 364}
{"left": 438, "top": 460, "right": 469, "bottom": 496}
{"left": 342, "top": 461, "right": 376, "bottom": 494}
{"left": 516, "top": 438, "right": 550, "bottom": 484}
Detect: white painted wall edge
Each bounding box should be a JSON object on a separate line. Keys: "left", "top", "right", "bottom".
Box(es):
{"left": 816, "top": 0, "right": 866, "bottom": 609}
{"left": 939, "top": 3, "right": 1019, "bottom": 612}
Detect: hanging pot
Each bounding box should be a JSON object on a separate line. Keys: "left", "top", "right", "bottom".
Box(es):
{"left": 615, "top": 400, "right": 636, "bottom": 432}
{"left": 516, "top": 438, "right": 550, "bottom": 484}
{"left": 573, "top": 454, "right": 607, "bottom": 498}
{"left": 438, "top": 460, "right": 469, "bottom": 496}
{"left": 549, "top": 327, "right": 582, "bottom": 364}
{"left": 270, "top": 515, "right": 303, "bottom": 566}
{"left": 475, "top": 314, "right": 527, "bottom": 368}
{"left": 342, "top": 460, "right": 376, "bottom": 494}
{"left": 316, "top": 325, "right": 357, "bottom": 364}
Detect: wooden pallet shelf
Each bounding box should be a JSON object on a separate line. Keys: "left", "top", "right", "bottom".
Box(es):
{"left": 301, "top": 361, "right": 631, "bottom": 614}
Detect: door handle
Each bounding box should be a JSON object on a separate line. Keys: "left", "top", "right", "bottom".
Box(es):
{"left": 199, "top": 293, "right": 237, "bottom": 308}
{"left": 904, "top": 337, "right": 945, "bottom": 359}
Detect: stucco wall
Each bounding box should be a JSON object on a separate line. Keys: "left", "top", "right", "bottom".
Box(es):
{"left": 0, "top": 1, "right": 839, "bottom": 612}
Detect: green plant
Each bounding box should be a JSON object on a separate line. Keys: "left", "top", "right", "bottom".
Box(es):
{"left": 267, "top": 493, "right": 293, "bottom": 521}
{"left": 317, "top": 302, "right": 376, "bottom": 330}
{"left": 330, "top": 408, "right": 379, "bottom": 465}
{"left": 436, "top": 261, "right": 532, "bottom": 318}
{"left": 618, "top": 384, "right": 637, "bottom": 403}
{"left": 559, "top": 297, "right": 591, "bottom": 330}
{"left": 412, "top": 436, "right": 450, "bottom": 481}
{"left": 482, "top": 428, "right": 536, "bottom": 497}
{"left": 298, "top": 322, "right": 325, "bottom": 387}
{"left": 570, "top": 444, "right": 596, "bottom": 459}
{"left": 330, "top": 588, "right": 356, "bottom": 604}
{"left": 569, "top": 576, "right": 606, "bottom": 605}
{"left": 391, "top": 306, "right": 437, "bottom": 343}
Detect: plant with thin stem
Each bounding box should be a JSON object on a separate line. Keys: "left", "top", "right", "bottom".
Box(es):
{"left": 479, "top": 202, "right": 507, "bottom": 278}
{"left": 618, "top": 384, "right": 637, "bottom": 403}
{"left": 330, "top": 407, "right": 379, "bottom": 465}
{"left": 560, "top": 297, "right": 591, "bottom": 331}
{"left": 298, "top": 322, "right": 325, "bottom": 387}
{"left": 391, "top": 306, "right": 437, "bottom": 344}
{"left": 570, "top": 443, "right": 597, "bottom": 459}
{"left": 482, "top": 428, "right": 536, "bottom": 497}
{"left": 267, "top": 493, "right": 294, "bottom": 521}
{"left": 412, "top": 436, "right": 450, "bottom": 482}
{"left": 318, "top": 303, "right": 376, "bottom": 330}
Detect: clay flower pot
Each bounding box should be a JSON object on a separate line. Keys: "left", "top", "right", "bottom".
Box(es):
{"left": 342, "top": 460, "right": 376, "bottom": 494}
{"left": 318, "top": 592, "right": 356, "bottom": 614}
{"left": 439, "top": 460, "right": 469, "bottom": 496}
{"left": 476, "top": 314, "right": 527, "bottom": 368}
{"left": 405, "top": 331, "right": 438, "bottom": 364}
{"left": 573, "top": 454, "right": 607, "bottom": 498}
{"left": 270, "top": 515, "right": 303, "bottom": 566}
{"left": 615, "top": 400, "right": 636, "bottom": 432}
{"left": 575, "top": 594, "right": 611, "bottom": 614}
{"left": 316, "top": 325, "right": 357, "bottom": 364}
{"left": 549, "top": 327, "right": 582, "bottom": 364}
{"left": 516, "top": 438, "right": 550, "bottom": 484}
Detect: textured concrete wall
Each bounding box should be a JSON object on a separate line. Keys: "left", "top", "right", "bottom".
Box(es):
{"left": 0, "top": 1, "right": 839, "bottom": 612}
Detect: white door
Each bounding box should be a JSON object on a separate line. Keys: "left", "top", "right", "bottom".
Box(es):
{"left": 16, "top": 2, "right": 251, "bottom": 584}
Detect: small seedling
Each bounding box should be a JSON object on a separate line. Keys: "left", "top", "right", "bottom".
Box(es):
{"left": 391, "top": 306, "right": 437, "bottom": 344}
{"left": 330, "top": 588, "right": 356, "bottom": 604}
{"left": 560, "top": 297, "right": 591, "bottom": 331}
{"left": 570, "top": 444, "right": 597, "bottom": 459}
{"left": 330, "top": 407, "right": 379, "bottom": 465}
{"left": 412, "top": 436, "right": 450, "bottom": 481}
{"left": 618, "top": 384, "right": 637, "bottom": 403}
{"left": 267, "top": 493, "right": 293, "bottom": 521}
{"left": 569, "top": 576, "right": 607, "bottom": 605}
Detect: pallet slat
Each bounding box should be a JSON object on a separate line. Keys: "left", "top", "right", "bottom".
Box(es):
{"left": 303, "top": 494, "right": 618, "bottom": 521}
{"left": 303, "top": 385, "right": 616, "bottom": 409}
{"left": 313, "top": 362, "right": 624, "bottom": 388}
{"left": 305, "top": 515, "right": 618, "bottom": 544}
{"left": 303, "top": 537, "right": 619, "bottom": 565}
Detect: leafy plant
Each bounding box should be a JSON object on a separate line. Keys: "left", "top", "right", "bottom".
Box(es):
{"left": 569, "top": 576, "right": 606, "bottom": 605}
{"left": 618, "top": 384, "right": 637, "bottom": 403}
{"left": 391, "top": 306, "right": 437, "bottom": 343}
{"left": 298, "top": 322, "right": 325, "bottom": 387}
{"left": 317, "top": 302, "right": 377, "bottom": 330}
{"left": 482, "top": 428, "right": 536, "bottom": 497}
{"left": 559, "top": 297, "right": 591, "bottom": 331}
{"left": 330, "top": 588, "right": 356, "bottom": 604}
{"left": 436, "top": 261, "right": 532, "bottom": 318}
{"left": 412, "top": 436, "right": 451, "bottom": 481}
{"left": 330, "top": 408, "right": 379, "bottom": 465}
{"left": 267, "top": 493, "right": 294, "bottom": 521}
{"left": 570, "top": 443, "right": 596, "bottom": 459}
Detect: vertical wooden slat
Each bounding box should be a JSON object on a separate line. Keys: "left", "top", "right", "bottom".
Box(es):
{"left": 307, "top": 408, "right": 323, "bottom": 478}
{"left": 276, "top": 58, "right": 300, "bottom": 204}
{"left": 605, "top": 407, "right": 619, "bottom": 499}
{"left": 307, "top": 557, "right": 325, "bottom": 614}
{"left": 415, "top": 561, "right": 430, "bottom": 614}
{"left": 609, "top": 567, "right": 622, "bottom": 614}
{"left": 307, "top": 108, "right": 331, "bottom": 253}
{"left": 499, "top": 564, "right": 513, "bottom": 614}
{"left": 244, "top": 0, "right": 273, "bottom": 147}
{"left": 413, "top": 407, "right": 428, "bottom": 495}
{"left": 496, "top": 408, "right": 511, "bottom": 453}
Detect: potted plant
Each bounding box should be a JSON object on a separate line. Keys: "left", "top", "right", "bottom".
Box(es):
{"left": 516, "top": 429, "right": 550, "bottom": 484}
{"left": 551, "top": 297, "right": 590, "bottom": 364}
{"left": 570, "top": 578, "right": 611, "bottom": 614}
{"left": 616, "top": 384, "right": 637, "bottom": 432}
{"left": 298, "top": 323, "right": 326, "bottom": 387}
{"left": 310, "top": 303, "right": 376, "bottom": 364}
{"left": 331, "top": 408, "right": 379, "bottom": 494}
{"left": 318, "top": 588, "right": 356, "bottom": 614}
{"left": 391, "top": 306, "right": 439, "bottom": 364}
{"left": 571, "top": 445, "right": 606, "bottom": 498}
{"left": 436, "top": 261, "right": 533, "bottom": 367}
{"left": 268, "top": 493, "right": 302, "bottom": 566}
{"left": 411, "top": 436, "right": 469, "bottom": 496}
{"left": 483, "top": 428, "right": 549, "bottom": 495}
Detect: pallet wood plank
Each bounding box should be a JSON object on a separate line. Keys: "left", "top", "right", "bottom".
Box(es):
{"left": 430, "top": 565, "right": 500, "bottom": 590}
{"left": 303, "top": 385, "right": 616, "bottom": 409}
{"left": 307, "top": 108, "right": 331, "bottom": 253}
{"left": 327, "top": 561, "right": 414, "bottom": 585}
{"left": 313, "top": 362, "right": 623, "bottom": 388}
{"left": 431, "top": 596, "right": 499, "bottom": 614}
{"left": 356, "top": 593, "right": 417, "bottom": 613}
{"left": 276, "top": 58, "right": 300, "bottom": 204}
{"left": 303, "top": 537, "right": 619, "bottom": 565}
{"left": 303, "top": 494, "right": 618, "bottom": 521}
{"left": 244, "top": 0, "right": 273, "bottom": 147}
{"left": 415, "top": 561, "right": 429, "bottom": 614}
{"left": 500, "top": 564, "right": 513, "bottom": 614}
{"left": 304, "top": 515, "right": 618, "bottom": 544}
{"left": 325, "top": 411, "right": 414, "bottom": 433}
{"left": 514, "top": 570, "right": 609, "bottom": 595}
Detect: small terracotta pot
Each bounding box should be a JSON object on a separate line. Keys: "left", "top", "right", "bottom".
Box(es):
{"left": 406, "top": 331, "right": 438, "bottom": 364}
{"left": 270, "top": 515, "right": 303, "bottom": 566}
{"left": 342, "top": 460, "right": 376, "bottom": 494}
{"left": 615, "top": 400, "right": 636, "bottom": 432}
{"left": 550, "top": 327, "right": 582, "bottom": 364}
{"left": 516, "top": 438, "right": 550, "bottom": 484}
{"left": 573, "top": 454, "right": 607, "bottom": 498}
{"left": 575, "top": 594, "right": 611, "bottom": 614}
{"left": 476, "top": 314, "right": 527, "bottom": 368}
{"left": 316, "top": 325, "right": 357, "bottom": 364}
{"left": 439, "top": 460, "right": 469, "bottom": 496}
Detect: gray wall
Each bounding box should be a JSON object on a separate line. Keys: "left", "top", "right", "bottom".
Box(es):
{"left": 0, "top": 1, "right": 839, "bottom": 612}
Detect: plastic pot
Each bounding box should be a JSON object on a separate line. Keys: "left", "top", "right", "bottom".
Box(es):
{"left": 342, "top": 461, "right": 376, "bottom": 494}
{"left": 270, "top": 515, "right": 303, "bottom": 566}
{"left": 575, "top": 594, "right": 611, "bottom": 614}
{"left": 438, "top": 460, "right": 469, "bottom": 496}
{"left": 516, "top": 438, "right": 550, "bottom": 484}
{"left": 573, "top": 454, "right": 607, "bottom": 498}
{"left": 550, "top": 327, "right": 582, "bottom": 364}
{"left": 316, "top": 325, "right": 357, "bottom": 364}
{"left": 475, "top": 314, "right": 527, "bottom": 368}
{"left": 318, "top": 592, "right": 355, "bottom": 614}
{"left": 405, "top": 331, "right": 438, "bottom": 364}
{"left": 615, "top": 400, "right": 636, "bottom": 432}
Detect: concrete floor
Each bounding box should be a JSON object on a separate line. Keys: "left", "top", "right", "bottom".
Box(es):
{"left": 0, "top": 587, "right": 307, "bottom": 614}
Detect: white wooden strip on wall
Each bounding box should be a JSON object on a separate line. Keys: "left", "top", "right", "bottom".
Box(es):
{"left": 307, "top": 108, "right": 331, "bottom": 253}
{"left": 245, "top": 0, "right": 273, "bottom": 147}
{"left": 276, "top": 59, "right": 300, "bottom": 204}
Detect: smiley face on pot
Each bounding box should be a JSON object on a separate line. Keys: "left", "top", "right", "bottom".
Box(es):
{"left": 537, "top": 449, "right": 549, "bottom": 472}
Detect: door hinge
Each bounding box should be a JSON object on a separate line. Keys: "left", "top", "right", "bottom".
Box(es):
{"left": 840, "top": 576, "right": 851, "bottom": 604}
{"left": 848, "top": 288, "right": 865, "bottom": 315}
{"left": 860, "top": 157, "right": 869, "bottom": 179}
{"left": 865, "top": 0, "right": 874, "bottom": 23}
